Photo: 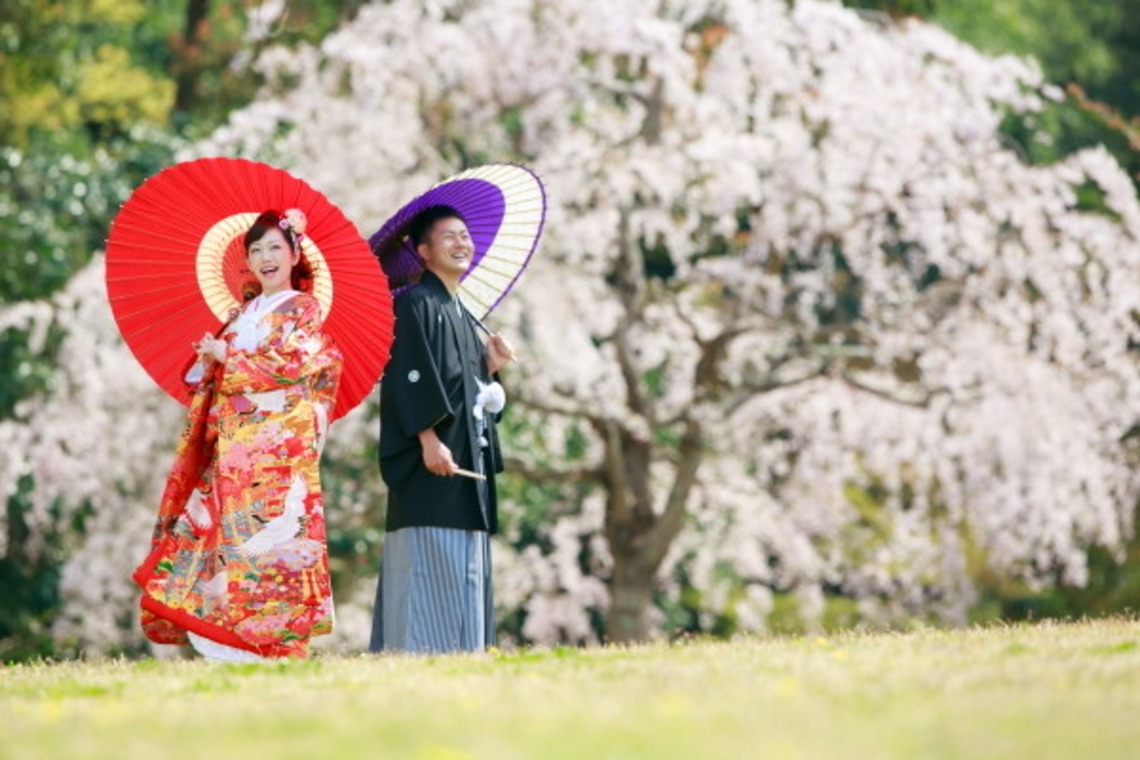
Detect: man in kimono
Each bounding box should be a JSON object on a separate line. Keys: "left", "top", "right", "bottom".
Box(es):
{"left": 371, "top": 205, "right": 515, "bottom": 654}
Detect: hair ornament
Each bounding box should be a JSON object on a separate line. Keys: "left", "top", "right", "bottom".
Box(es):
{"left": 279, "top": 208, "right": 308, "bottom": 244}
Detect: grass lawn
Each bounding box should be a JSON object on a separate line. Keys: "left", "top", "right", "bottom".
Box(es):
{"left": 2, "top": 617, "right": 1138, "bottom": 759}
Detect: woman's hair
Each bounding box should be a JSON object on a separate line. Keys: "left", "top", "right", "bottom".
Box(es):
{"left": 243, "top": 210, "right": 314, "bottom": 293}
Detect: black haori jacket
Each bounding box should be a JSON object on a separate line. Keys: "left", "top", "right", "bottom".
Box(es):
{"left": 379, "top": 270, "right": 502, "bottom": 534}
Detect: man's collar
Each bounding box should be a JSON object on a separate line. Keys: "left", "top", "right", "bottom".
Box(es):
{"left": 419, "top": 268, "right": 461, "bottom": 299}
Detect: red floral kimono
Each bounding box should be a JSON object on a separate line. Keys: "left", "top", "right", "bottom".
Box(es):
{"left": 134, "top": 291, "right": 343, "bottom": 659}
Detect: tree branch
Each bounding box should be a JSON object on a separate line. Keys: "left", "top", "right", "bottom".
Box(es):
{"left": 839, "top": 371, "right": 949, "bottom": 408}
{"left": 643, "top": 418, "right": 703, "bottom": 569}
{"left": 601, "top": 418, "right": 633, "bottom": 526}
{"left": 611, "top": 207, "right": 654, "bottom": 421}
{"left": 724, "top": 362, "right": 829, "bottom": 415}
{"left": 513, "top": 389, "right": 609, "bottom": 430}
{"left": 503, "top": 454, "right": 604, "bottom": 485}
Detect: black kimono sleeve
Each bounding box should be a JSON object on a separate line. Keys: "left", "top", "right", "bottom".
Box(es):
{"left": 378, "top": 274, "right": 499, "bottom": 533}
{"left": 382, "top": 292, "right": 453, "bottom": 445}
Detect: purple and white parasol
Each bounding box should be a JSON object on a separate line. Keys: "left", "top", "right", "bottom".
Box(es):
{"left": 369, "top": 163, "right": 547, "bottom": 320}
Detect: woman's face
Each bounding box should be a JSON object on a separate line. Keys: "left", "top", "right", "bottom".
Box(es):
{"left": 246, "top": 227, "right": 299, "bottom": 295}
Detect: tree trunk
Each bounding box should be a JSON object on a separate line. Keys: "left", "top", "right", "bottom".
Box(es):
{"left": 599, "top": 417, "right": 703, "bottom": 643}
{"left": 172, "top": 0, "right": 210, "bottom": 117}
{"left": 596, "top": 206, "right": 705, "bottom": 644}
{"left": 605, "top": 552, "right": 657, "bottom": 643}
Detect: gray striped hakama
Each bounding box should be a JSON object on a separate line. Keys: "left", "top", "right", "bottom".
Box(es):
{"left": 371, "top": 527, "right": 494, "bottom": 654}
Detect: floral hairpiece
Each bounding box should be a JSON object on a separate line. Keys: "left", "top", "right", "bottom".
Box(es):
{"left": 279, "top": 208, "right": 308, "bottom": 245}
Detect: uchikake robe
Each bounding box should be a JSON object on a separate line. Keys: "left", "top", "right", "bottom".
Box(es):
{"left": 378, "top": 270, "right": 503, "bottom": 534}
{"left": 133, "top": 292, "right": 343, "bottom": 659}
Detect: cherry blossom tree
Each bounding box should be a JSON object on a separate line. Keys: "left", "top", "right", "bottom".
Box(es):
{"left": 5, "top": 0, "right": 1139, "bottom": 652}
{"left": 195, "top": 0, "right": 1138, "bottom": 643}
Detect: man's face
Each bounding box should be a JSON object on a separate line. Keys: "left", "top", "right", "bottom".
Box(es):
{"left": 417, "top": 216, "right": 473, "bottom": 279}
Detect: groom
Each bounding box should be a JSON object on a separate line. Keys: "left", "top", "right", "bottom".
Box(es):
{"left": 370, "top": 205, "right": 514, "bottom": 654}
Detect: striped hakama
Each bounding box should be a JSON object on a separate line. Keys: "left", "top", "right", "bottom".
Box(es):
{"left": 371, "top": 526, "right": 494, "bottom": 654}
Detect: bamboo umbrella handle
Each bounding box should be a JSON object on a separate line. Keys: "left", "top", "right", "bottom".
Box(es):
{"left": 454, "top": 467, "right": 487, "bottom": 481}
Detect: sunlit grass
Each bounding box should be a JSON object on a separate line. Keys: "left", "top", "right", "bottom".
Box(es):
{"left": 2, "top": 618, "right": 1138, "bottom": 759}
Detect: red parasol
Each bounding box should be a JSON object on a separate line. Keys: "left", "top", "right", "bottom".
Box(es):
{"left": 106, "top": 157, "right": 393, "bottom": 421}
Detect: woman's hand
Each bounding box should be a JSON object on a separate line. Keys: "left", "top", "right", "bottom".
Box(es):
{"left": 192, "top": 332, "right": 227, "bottom": 364}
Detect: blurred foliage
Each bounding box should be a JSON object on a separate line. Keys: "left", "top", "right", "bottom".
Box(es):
{"left": 0, "top": 0, "right": 375, "bottom": 405}
{"left": 845, "top": 0, "right": 1140, "bottom": 627}
{"left": 0, "top": 475, "right": 71, "bottom": 662}
{"left": 3, "top": 0, "right": 1140, "bottom": 658}
{"left": 971, "top": 508, "right": 1140, "bottom": 624}
{"left": 318, "top": 399, "right": 387, "bottom": 606}
{"left": 853, "top": 0, "right": 1126, "bottom": 87}
{"left": 847, "top": 0, "right": 939, "bottom": 18}
{"left": 0, "top": 0, "right": 171, "bottom": 149}
{"left": 0, "top": 0, "right": 374, "bottom": 306}
{"left": 848, "top": 0, "right": 1140, "bottom": 182}
{"left": 936, "top": 1, "right": 1120, "bottom": 86}
{"left": 0, "top": 0, "right": 182, "bottom": 305}
{"left": 492, "top": 410, "right": 604, "bottom": 642}
{"left": 939, "top": 0, "right": 1140, "bottom": 185}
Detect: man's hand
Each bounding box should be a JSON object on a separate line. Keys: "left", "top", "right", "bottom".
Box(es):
{"left": 418, "top": 427, "right": 457, "bottom": 476}
{"left": 485, "top": 332, "right": 516, "bottom": 374}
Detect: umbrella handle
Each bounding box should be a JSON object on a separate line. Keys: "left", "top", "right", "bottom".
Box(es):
{"left": 472, "top": 315, "right": 493, "bottom": 336}
{"left": 453, "top": 467, "right": 486, "bottom": 481}
{"left": 473, "top": 316, "right": 519, "bottom": 366}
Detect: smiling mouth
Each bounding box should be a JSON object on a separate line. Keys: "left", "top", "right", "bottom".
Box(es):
{"left": 260, "top": 265, "right": 280, "bottom": 276}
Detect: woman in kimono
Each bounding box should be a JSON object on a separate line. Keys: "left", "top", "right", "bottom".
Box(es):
{"left": 133, "top": 209, "right": 344, "bottom": 661}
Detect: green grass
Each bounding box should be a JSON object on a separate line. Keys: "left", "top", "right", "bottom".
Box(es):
{"left": 2, "top": 618, "right": 1138, "bottom": 759}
